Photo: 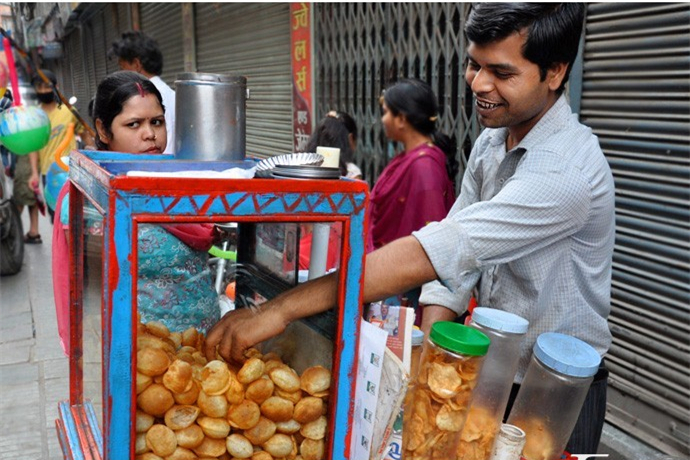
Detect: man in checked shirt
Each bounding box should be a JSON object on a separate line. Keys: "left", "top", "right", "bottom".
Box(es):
{"left": 207, "top": 3, "right": 614, "bottom": 452}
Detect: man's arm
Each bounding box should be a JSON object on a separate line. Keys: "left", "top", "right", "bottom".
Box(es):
{"left": 28, "top": 152, "right": 39, "bottom": 190}
{"left": 420, "top": 305, "right": 457, "bottom": 336}
{"left": 205, "top": 235, "right": 438, "bottom": 363}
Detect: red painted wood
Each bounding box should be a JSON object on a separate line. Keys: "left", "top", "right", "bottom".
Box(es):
{"left": 68, "top": 182, "right": 84, "bottom": 405}
{"left": 55, "top": 419, "right": 74, "bottom": 460}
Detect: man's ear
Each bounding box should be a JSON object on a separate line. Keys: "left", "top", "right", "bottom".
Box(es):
{"left": 95, "top": 119, "right": 110, "bottom": 145}
{"left": 130, "top": 57, "right": 144, "bottom": 73}
{"left": 547, "top": 62, "right": 569, "bottom": 91}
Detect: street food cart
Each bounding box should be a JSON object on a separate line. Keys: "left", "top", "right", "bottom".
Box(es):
{"left": 55, "top": 150, "right": 369, "bottom": 460}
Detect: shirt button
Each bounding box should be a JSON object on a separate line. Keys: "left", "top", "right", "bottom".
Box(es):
{"left": 499, "top": 178, "right": 505, "bottom": 184}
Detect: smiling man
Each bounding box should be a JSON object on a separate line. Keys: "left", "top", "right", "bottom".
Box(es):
{"left": 206, "top": 3, "right": 614, "bottom": 452}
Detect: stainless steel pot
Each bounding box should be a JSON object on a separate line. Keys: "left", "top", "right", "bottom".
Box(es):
{"left": 174, "top": 72, "right": 247, "bottom": 161}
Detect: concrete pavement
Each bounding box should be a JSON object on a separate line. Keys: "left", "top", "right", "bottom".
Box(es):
{"left": 0, "top": 213, "right": 67, "bottom": 460}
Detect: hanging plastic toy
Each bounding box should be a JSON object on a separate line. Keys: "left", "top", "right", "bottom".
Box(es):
{"left": 0, "top": 105, "right": 51, "bottom": 155}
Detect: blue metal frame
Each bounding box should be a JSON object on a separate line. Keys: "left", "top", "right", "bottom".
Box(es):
{"left": 67, "top": 150, "right": 368, "bottom": 459}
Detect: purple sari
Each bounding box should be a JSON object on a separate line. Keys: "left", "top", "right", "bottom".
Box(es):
{"left": 368, "top": 143, "right": 455, "bottom": 251}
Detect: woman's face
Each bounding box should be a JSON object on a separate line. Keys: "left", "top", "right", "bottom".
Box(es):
{"left": 97, "top": 93, "right": 166, "bottom": 154}
{"left": 381, "top": 101, "right": 402, "bottom": 142}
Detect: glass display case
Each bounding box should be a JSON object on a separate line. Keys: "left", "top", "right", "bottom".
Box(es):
{"left": 56, "top": 150, "right": 369, "bottom": 460}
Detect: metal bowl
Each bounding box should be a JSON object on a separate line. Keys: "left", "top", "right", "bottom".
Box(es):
{"left": 255, "top": 153, "right": 324, "bottom": 178}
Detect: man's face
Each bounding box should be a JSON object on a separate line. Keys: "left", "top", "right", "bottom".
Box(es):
{"left": 465, "top": 31, "right": 566, "bottom": 142}
{"left": 34, "top": 81, "right": 52, "bottom": 95}
{"left": 381, "top": 304, "right": 389, "bottom": 319}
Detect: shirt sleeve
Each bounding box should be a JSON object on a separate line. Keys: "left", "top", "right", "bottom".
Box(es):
{"left": 414, "top": 148, "right": 591, "bottom": 295}
{"left": 419, "top": 146, "right": 483, "bottom": 313}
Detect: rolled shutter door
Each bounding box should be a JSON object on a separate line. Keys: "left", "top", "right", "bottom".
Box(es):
{"left": 195, "top": 3, "right": 292, "bottom": 158}
{"left": 90, "top": 10, "right": 108, "bottom": 97}
{"left": 140, "top": 3, "right": 185, "bottom": 86}
{"left": 65, "top": 30, "right": 89, "bottom": 117}
{"left": 580, "top": 3, "right": 690, "bottom": 454}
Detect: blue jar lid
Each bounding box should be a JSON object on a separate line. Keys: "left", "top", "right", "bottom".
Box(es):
{"left": 411, "top": 328, "right": 425, "bottom": 346}
{"left": 533, "top": 333, "right": 601, "bottom": 378}
{"left": 471, "top": 307, "right": 529, "bottom": 334}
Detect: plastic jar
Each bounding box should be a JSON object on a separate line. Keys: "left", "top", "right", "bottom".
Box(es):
{"left": 409, "top": 327, "right": 425, "bottom": 381}
{"left": 507, "top": 333, "right": 601, "bottom": 460}
{"left": 490, "top": 424, "right": 526, "bottom": 460}
{"left": 457, "top": 308, "right": 529, "bottom": 460}
{"left": 402, "top": 322, "right": 490, "bottom": 459}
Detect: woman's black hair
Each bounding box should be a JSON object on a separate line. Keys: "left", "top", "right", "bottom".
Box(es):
{"left": 383, "top": 78, "right": 458, "bottom": 181}
{"left": 305, "top": 116, "right": 354, "bottom": 177}
{"left": 465, "top": 3, "right": 585, "bottom": 94}
{"left": 93, "top": 71, "right": 164, "bottom": 150}
{"left": 327, "top": 110, "right": 357, "bottom": 142}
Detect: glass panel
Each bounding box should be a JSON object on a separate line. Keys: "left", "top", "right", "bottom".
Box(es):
{"left": 134, "top": 220, "right": 340, "bottom": 457}
{"left": 81, "top": 199, "right": 104, "bottom": 428}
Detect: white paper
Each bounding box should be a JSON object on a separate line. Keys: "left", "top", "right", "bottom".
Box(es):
{"left": 351, "top": 319, "right": 389, "bottom": 460}
{"left": 126, "top": 167, "right": 256, "bottom": 179}
{"left": 316, "top": 146, "right": 340, "bottom": 168}
{"left": 371, "top": 348, "right": 409, "bottom": 460}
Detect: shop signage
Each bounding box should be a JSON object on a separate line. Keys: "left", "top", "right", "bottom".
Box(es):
{"left": 290, "top": 2, "right": 313, "bottom": 152}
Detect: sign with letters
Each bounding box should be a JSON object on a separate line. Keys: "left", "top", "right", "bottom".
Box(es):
{"left": 290, "top": 2, "right": 313, "bottom": 151}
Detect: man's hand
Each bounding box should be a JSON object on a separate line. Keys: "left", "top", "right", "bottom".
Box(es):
{"left": 28, "top": 151, "right": 39, "bottom": 189}
{"left": 204, "top": 235, "right": 437, "bottom": 364}
{"left": 205, "top": 303, "right": 288, "bottom": 364}
{"left": 28, "top": 171, "right": 40, "bottom": 190}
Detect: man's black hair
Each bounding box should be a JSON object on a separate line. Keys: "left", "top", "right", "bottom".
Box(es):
{"left": 108, "top": 31, "right": 164, "bottom": 76}
{"left": 465, "top": 3, "right": 585, "bottom": 93}
{"left": 32, "top": 69, "right": 57, "bottom": 86}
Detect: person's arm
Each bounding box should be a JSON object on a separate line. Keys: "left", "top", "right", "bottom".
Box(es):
{"left": 420, "top": 305, "right": 457, "bottom": 336}
{"left": 28, "top": 152, "right": 39, "bottom": 190}
{"left": 205, "top": 235, "right": 437, "bottom": 363}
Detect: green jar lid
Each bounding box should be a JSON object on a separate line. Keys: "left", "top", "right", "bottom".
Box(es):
{"left": 430, "top": 321, "right": 491, "bottom": 356}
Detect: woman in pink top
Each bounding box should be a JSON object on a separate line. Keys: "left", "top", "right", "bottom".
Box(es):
{"left": 368, "top": 79, "right": 457, "bottom": 324}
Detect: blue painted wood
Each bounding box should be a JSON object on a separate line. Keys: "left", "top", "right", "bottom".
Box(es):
{"left": 108, "top": 195, "right": 134, "bottom": 460}
{"left": 84, "top": 402, "right": 104, "bottom": 457}
{"left": 332, "top": 209, "right": 366, "bottom": 458}
{"left": 70, "top": 150, "right": 369, "bottom": 460}
{"left": 58, "top": 401, "right": 86, "bottom": 460}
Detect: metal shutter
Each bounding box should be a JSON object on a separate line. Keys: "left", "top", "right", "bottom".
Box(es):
{"left": 580, "top": 3, "right": 690, "bottom": 455}
{"left": 195, "top": 3, "right": 292, "bottom": 158}
{"left": 90, "top": 10, "right": 109, "bottom": 100}
{"left": 65, "top": 30, "right": 89, "bottom": 117}
{"left": 116, "top": 3, "right": 133, "bottom": 37}
{"left": 140, "top": 3, "right": 185, "bottom": 87}
{"left": 104, "top": 5, "right": 121, "bottom": 75}
{"left": 313, "top": 4, "right": 476, "bottom": 187}
{"left": 58, "top": 38, "right": 74, "bottom": 102}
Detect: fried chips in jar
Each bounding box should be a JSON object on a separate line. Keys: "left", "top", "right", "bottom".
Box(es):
{"left": 402, "top": 322, "right": 490, "bottom": 460}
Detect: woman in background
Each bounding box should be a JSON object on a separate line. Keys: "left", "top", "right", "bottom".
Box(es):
{"left": 52, "top": 71, "right": 219, "bottom": 355}
{"left": 305, "top": 112, "right": 362, "bottom": 180}
{"left": 325, "top": 110, "right": 362, "bottom": 180}
{"left": 370, "top": 78, "right": 457, "bottom": 324}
